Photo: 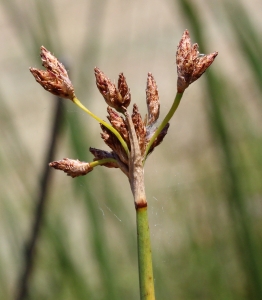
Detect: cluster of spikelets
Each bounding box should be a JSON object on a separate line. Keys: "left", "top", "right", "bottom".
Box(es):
{"left": 30, "top": 30, "right": 217, "bottom": 179}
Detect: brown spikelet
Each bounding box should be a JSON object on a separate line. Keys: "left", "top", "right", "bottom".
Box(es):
{"left": 29, "top": 46, "right": 75, "bottom": 100}
{"left": 107, "top": 107, "right": 130, "bottom": 145}
{"left": 94, "top": 67, "right": 117, "bottom": 107}
{"left": 100, "top": 124, "right": 128, "bottom": 165}
{"left": 49, "top": 158, "right": 93, "bottom": 178}
{"left": 94, "top": 68, "right": 131, "bottom": 112}
{"left": 176, "top": 30, "right": 218, "bottom": 93}
{"left": 132, "top": 104, "right": 147, "bottom": 155}
{"left": 146, "top": 73, "right": 160, "bottom": 125}
{"left": 118, "top": 73, "right": 131, "bottom": 109}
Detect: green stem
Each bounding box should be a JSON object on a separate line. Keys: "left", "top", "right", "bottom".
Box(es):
{"left": 90, "top": 158, "right": 117, "bottom": 168}
{"left": 72, "top": 97, "right": 130, "bottom": 156}
{"left": 136, "top": 206, "right": 155, "bottom": 300}
{"left": 143, "top": 92, "right": 183, "bottom": 162}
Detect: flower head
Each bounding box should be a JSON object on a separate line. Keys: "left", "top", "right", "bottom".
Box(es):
{"left": 30, "top": 46, "right": 75, "bottom": 100}
{"left": 176, "top": 30, "right": 218, "bottom": 93}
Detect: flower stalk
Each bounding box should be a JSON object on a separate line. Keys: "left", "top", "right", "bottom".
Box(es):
{"left": 72, "top": 96, "right": 130, "bottom": 156}
{"left": 143, "top": 92, "right": 183, "bottom": 162}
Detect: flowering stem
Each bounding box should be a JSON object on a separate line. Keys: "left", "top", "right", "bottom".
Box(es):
{"left": 73, "top": 97, "right": 130, "bottom": 156}
{"left": 143, "top": 92, "right": 184, "bottom": 163}
{"left": 136, "top": 206, "right": 155, "bottom": 300}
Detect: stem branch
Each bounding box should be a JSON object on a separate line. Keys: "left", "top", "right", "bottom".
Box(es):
{"left": 144, "top": 92, "right": 183, "bottom": 162}
{"left": 73, "top": 97, "right": 129, "bottom": 156}
{"left": 90, "top": 158, "right": 116, "bottom": 168}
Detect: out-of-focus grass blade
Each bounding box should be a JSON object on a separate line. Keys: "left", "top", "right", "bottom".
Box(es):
{"left": 66, "top": 110, "right": 119, "bottom": 299}
{"left": 0, "top": 1, "right": 68, "bottom": 299}
{"left": 33, "top": 0, "right": 62, "bottom": 51}
{"left": 39, "top": 216, "right": 93, "bottom": 300}
{"left": 1, "top": 0, "right": 60, "bottom": 57}
{"left": 75, "top": 0, "right": 109, "bottom": 91}
{"left": 0, "top": 90, "right": 35, "bottom": 194}
{"left": 175, "top": 0, "right": 262, "bottom": 299}
{"left": 62, "top": 1, "right": 126, "bottom": 296}
{"left": 222, "top": 1, "right": 262, "bottom": 96}
{"left": 0, "top": 0, "right": 38, "bottom": 57}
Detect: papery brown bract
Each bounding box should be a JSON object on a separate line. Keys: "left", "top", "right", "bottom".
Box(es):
{"left": 89, "top": 148, "right": 119, "bottom": 168}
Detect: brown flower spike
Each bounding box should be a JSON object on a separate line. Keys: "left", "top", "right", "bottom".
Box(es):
{"left": 176, "top": 29, "right": 218, "bottom": 93}
{"left": 49, "top": 158, "right": 93, "bottom": 178}
{"left": 30, "top": 46, "right": 75, "bottom": 100}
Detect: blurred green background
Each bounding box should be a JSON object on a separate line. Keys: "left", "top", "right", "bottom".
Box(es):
{"left": 1, "top": 0, "right": 262, "bottom": 299}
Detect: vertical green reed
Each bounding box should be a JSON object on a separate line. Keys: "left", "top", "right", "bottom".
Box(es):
{"left": 177, "top": 0, "right": 262, "bottom": 298}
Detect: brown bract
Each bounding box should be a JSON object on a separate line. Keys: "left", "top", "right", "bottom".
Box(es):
{"left": 49, "top": 158, "right": 93, "bottom": 178}
{"left": 89, "top": 147, "right": 129, "bottom": 176}
{"left": 176, "top": 30, "right": 218, "bottom": 93}
{"left": 29, "top": 46, "right": 75, "bottom": 100}
{"left": 89, "top": 148, "right": 118, "bottom": 168}
{"left": 147, "top": 123, "right": 170, "bottom": 155}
